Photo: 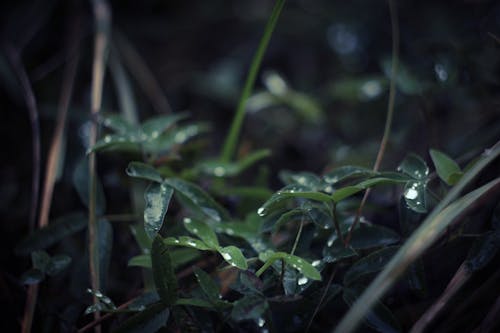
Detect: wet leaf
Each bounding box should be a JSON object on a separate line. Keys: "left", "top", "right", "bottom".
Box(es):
{"left": 140, "top": 113, "right": 188, "bottom": 139}
{"left": 218, "top": 246, "right": 248, "bottom": 269}
{"left": 430, "top": 149, "right": 462, "bottom": 185}
{"left": 46, "top": 254, "right": 72, "bottom": 276}
{"left": 100, "top": 113, "right": 135, "bottom": 134}
{"left": 323, "top": 239, "right": 357, "bottom": 263}
{"left": 130, "top": 224, "right": 153, "bottom": 253}
{"left": 344, "top": 246, "right": 399, "bottom": 286}
{"left": 194, "top": 267, "right": 220, "bottom": 301}
{"left": 143, "top": 182, "right": 174, "bottom": 239}
{"left": 403, "top": 181, "right": 427, "bottom": 213}
{"left": 175, "top": 298, "right": 213, "bottom": 308}
{"left": 280, "top": 171, "right": 325, "bottom": 190}
{"left": 15, "top": 212, "right": 87, "bottom": 256}
{"left": 231, "top": 295, "right": 268, "bottom": 321}
{"left": 258, "top": 184, "right": 332, "bottom": 217}
{"left": 258, "top": 250, "right": 321, "bottom": 281}
{"left": 90, "top": 133, "right": 141, "bottom": 153}
{"left": 200, "top": 149, "right": 271, "bottom": 177}
{"left": 397, "top": 154, "right": 429, "bottom": 181}
{"left": 349, "top": 225, "right": 400, "bottom": 250}
{"left": 113, "top": 302, "right": 169, "bottom": 333}
{"left": 343, "top": 287, "right": 401, "bottom": 333}
{"left": 32, "top": 250, "right": 51, "bottom": 272}
{"left": 165, "top": 178, "right": 229, "bottom": 222}
{"left": 126, "top": 162, "right": 162, "bottom": 183}
{"left": 323, "top": 166, "right": 375, "bottom": 185}
{"left": 151, "top": 236, "right": 178, "bottom": 306}
{"left": 21, "top": 269, "right": 44, "bottom": 285}
{"left": 332, "top": 176, "right": 409, "bottom": 202}
{"left": 164, "top": 236, "right": 213, "bottom": 251}
{"left": 128, "top": 254, "right": 151, "bottom": 268}
{"left": 183, "top": 217, "right": 219, "bottom": 248}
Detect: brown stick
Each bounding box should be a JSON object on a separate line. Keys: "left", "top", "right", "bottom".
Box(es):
{"left": 344, "top": 0, "right": 399, "bottom": 246}
{"left": 410, "top": 262, "right": 470, "bottom": 333}
{"left": 77, "top": 297, "right": 136, "bottom": 333}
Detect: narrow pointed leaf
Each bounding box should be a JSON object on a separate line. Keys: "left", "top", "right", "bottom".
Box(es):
{"left": 144, "top": 182, "right": 174, "bottom": 239}
{"left": 100, "top": 113, "right": 135, "bottom": 134}
{"left": 73, "top": 158, "right": 106, "bottom": 214}
{"left": 344, "top": 246, "right": 399, "bottom": 286}
{"left": 126, "top": 162, "right": 162, "bottom": 183}
{"left": 397, "top": 154, "right": 429, "bottom": 180}
{"left": 165, "top": 178, "right": 229, "bottom": 222}
{"left": 183, "top": 217, "right": 219, "bottom": 248}
{"left": 15, "top": 212, "right": 87, "bottom": 256}
{"left": 194, "top": 267, "right": 221, "bottom": 301}
{"left": 218, "top": 246, "right": 248, "bottom": 269}
{"left": 343, "top": 288, "right": 401, "bottom": 333}
{"left": 323, "top": 166, "right": 375, "bottom": 185}
{"left": 151, "top": 236, "right": 178, "bottom": 306}
{"left": 163, "top": 236, "right": 212, "bottom": 251}
{"left": 349, "top": 225, "right": 400, "bottom": 250}
{"left": 430, "top": 149, "right": 462, "bottom": 185}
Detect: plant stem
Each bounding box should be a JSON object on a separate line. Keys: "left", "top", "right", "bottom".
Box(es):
{"left": 88, "top": 0, "right": 111, "bottom": 331}
{"left": 290, "top": 219, "right": 304, "bottom": 255}
{"left": 220, "top": 0, "right": 286, "bottom": 162}
{"left": 344, "top": 0, "right": 399, "bottom": 246}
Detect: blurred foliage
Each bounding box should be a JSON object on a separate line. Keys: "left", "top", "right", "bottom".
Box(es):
{"left": 1, "top": 0, "right": 499, "bottom": 332}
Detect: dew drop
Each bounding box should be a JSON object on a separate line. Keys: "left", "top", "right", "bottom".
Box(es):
{"left": 257, "top": 207, "right": 266, "bottom": 216}
{"left": 187, "top": 241, "right": 197, "bottom": 247}
{"left": 298, "top": 276, "right": 309, "bottom": 286}
{"left": 312, "top": 260, "right": 321, "bottom": 267}
{"left": 213, "top": 166, "right": 226, "bottom": 177}
{"left": 184, "top": 218, "right": 192, "bottom": 224}
{"left": 226, "top": 228, "right": 235, "bottom": 235}
{"left": 327, "top": 239, "right": 334, "bottom": 247}
{"left": 258, "top": 317, "right": 266, "bottom": 327}
{"left": 221, "top": 252, "right": 232, "bottom": 261}
{"left": 404, "top": 188, "right": 418, "bottom": 200}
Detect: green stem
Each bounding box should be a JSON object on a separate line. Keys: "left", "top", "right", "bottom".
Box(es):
{"left": 290, "top": 219, "right": 304, "bottom": 255}
{"left": 345, "top": 0, "right": 399, "bottom": 246}
{"left": 220, "top": 0, "right": 286, "bottom": 162}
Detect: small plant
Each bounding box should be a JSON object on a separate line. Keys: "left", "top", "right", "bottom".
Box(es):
{"left": 8, "top": 0, "right": 500, "bottom": 332}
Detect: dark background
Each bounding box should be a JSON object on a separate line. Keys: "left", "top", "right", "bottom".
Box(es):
{"left": 1, "top": 0, "right": 499, "bottom": 331}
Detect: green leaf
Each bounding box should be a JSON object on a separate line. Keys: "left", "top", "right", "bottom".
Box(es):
{"left": 194, "top": 267, "right": 221, "bottom": 301}
{"left": 332, "top": 176, "right": 409, "bottom": 203}
{"left": 323, "top": 166, "right": 375, "bottom": 185}
{"left": 258, "top": 184, "right": 332, "bottom": 217}
{"left": 46, "top": 255, "right": 72, "bottom": 276}
{"left": 349, "top": 225, "right": 400, "bottom": 250}
{"left": 163, "top": 236, "right": 213, "bottom": 251}
{"left": 280, "top": 171, "right": 325, "bottom": 190}
{"left": 403, "top": 181, "right": 427, "bottom": 213}
{"left": 113, "top": 302, "right": 169, "bottom": 333}
{"left": 465, "top": 230, "right": 500, "bottom": 271}
{"left": 257, "top": 250, "right": 321, "bottom": 280}
{"left": 175, "top": 298, "right": 213, "bottom": 308}
{"left": 90, "top": 133, "right": 141, "bottom": 153}
{"left": 128, "top": 254, "right": 151, "bottom": 268}
{"left": 397, "top": 154, "right": 429, "bottom": 180}
{"left": 183, "top": 217, "right": 219, "bottom": 248}
{"left": 100, "top": 113, "right": 135, "bottom": 134}
{"left": 130, "top": 224, "right": 153, "bottom": 253}
{"left": 15, "top": 212, "right": 87, "bottom": 256}
{"left": 200, "top": 149, "right": 271, "bottom": 177}
{"left": 143, "top": 182, "right": 174, "bottom": 239}
{"left": 21, "top": 269, "right": 44, "bottom": 285}
{"left": 344, "top": 247, "right": 399, "bottom": 286}
{"left": 343, "top": 288, "right": 401, "bottom": 333}
{"left": 73, "top": 157, "right": 106, "bottom": 214}
{"left": 165, "top": 178, "right": 230, "bottom": 222}
{"left": 32, "top": 250, "right": 51, "bottom": 272}
{"left": 335, "top": 147, "right": 500, "bottom": 333}
{"left": 140, "top": 113, "right": 189, "bottom": 139}
{"left": 218, "top": 246, "right": 248, "bottom": 269}
{"left": 323, "top": 239, "right": 358, "bottom": 263}
{"left": 231, "top": 295, "right": 268, "bottom": 321}
{"left": 151, "top": 236, "right": 178, "bottom": 306}
{"left": 430, "top": 149, "right": 462, "bottom": 185}
{"left": 126, "top": 162, "right": 163, "bottom": 183}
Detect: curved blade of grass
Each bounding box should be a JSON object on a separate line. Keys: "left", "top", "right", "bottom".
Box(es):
{"left": 220, "top": 0, "right": 286, "bottom": 162}
{"left": 334, "top": 146, "right": 500, "bottom": 333}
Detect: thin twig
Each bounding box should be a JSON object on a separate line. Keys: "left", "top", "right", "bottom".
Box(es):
{"left": 410, "top": 262, "right": 470, "bottom": 333}
{"left": 306, "top": 266, "right": 338, "bottom": 333}
{"left": 77, "top": 297, "right": 137, "bottom": 333}
{"left": 88, "top": 0, "right": 111, "bottom": 331}
{"left": 344, "top": 0, "right": 399, "bottom": 246}
{"left": 114, "top": 32, "right": 173, "bottom": 114}
{"left": 5, "top": 44, "right": 42, "bottom": 333}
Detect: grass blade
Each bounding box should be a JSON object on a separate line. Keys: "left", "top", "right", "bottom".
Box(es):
{"left": 220, "top": 0, "right": 286, "bottom": 162}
